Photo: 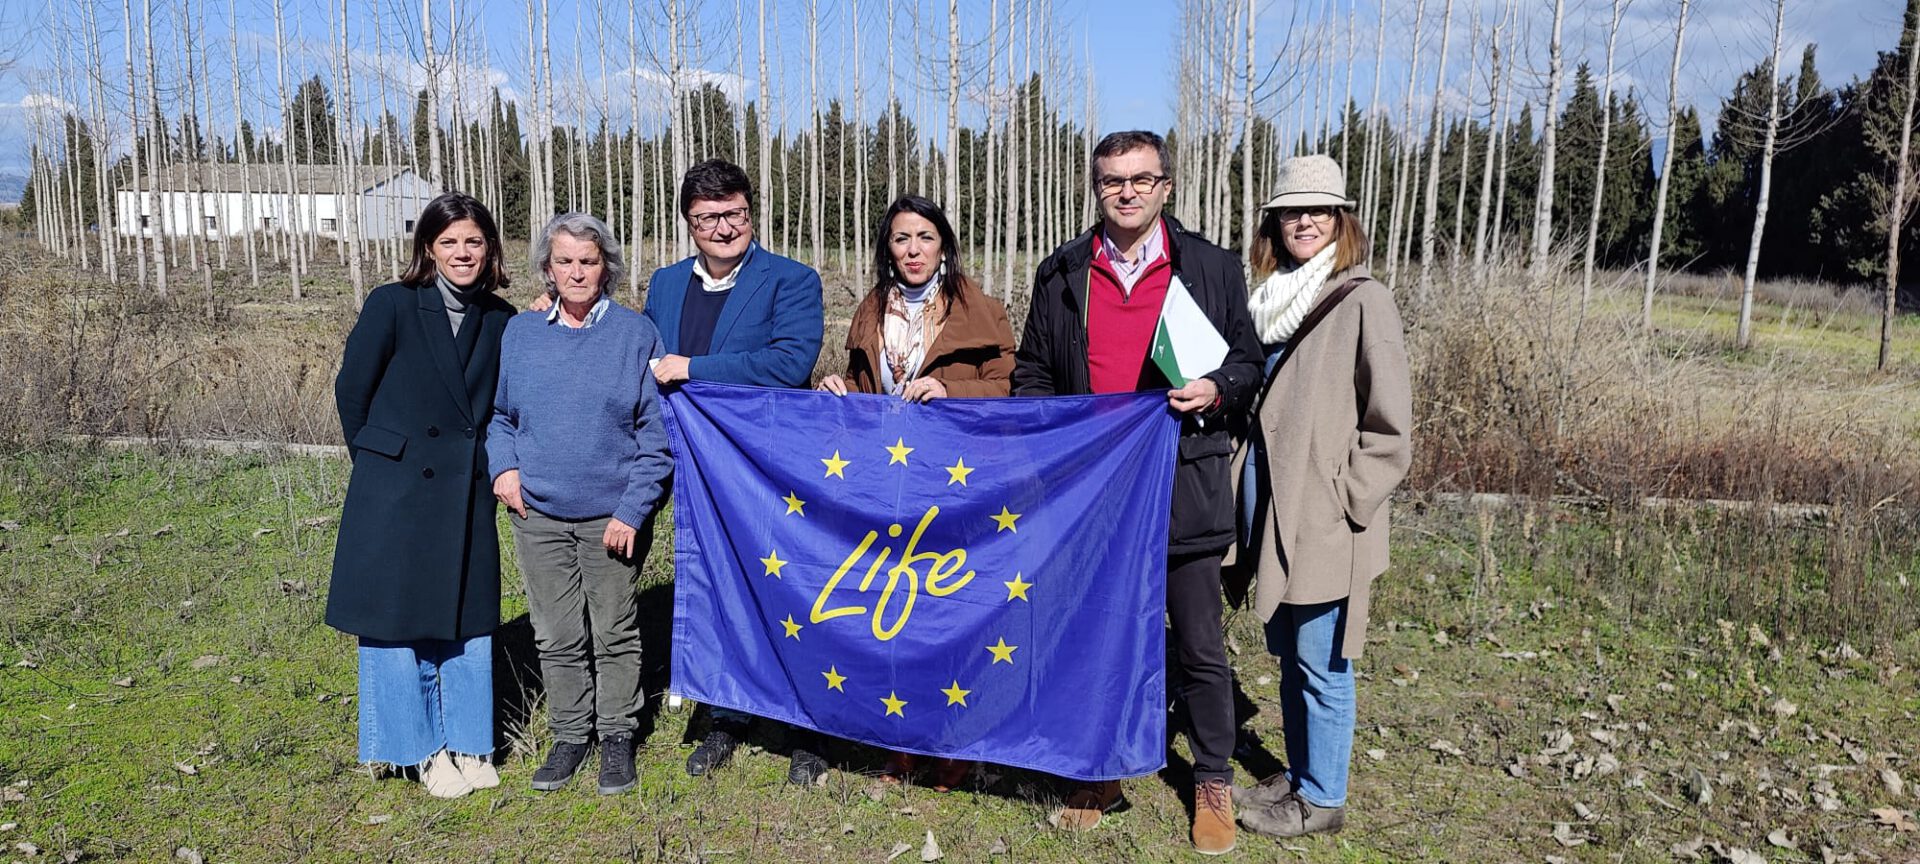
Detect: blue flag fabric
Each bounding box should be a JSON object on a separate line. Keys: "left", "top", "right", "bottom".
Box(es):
{"left": 662, "top": 382, "right": 1180, "bottom": 781}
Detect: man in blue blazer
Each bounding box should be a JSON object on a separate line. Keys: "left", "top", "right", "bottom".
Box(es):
{"left": 645, "top": 160, "right": 824, "bottom": 391}
{"left": 647, "top": 159, "right": 829, "bottom": 785}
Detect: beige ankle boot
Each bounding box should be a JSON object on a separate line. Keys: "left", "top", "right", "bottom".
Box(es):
{"left": 454, "top": 753, "right": 499, "bottom": 790}
{"left": 419, "top": 750, "right": 474, "bottom": 799}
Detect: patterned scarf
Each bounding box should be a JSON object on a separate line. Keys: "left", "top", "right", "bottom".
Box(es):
{"left": 1247, "top": 243, "right": 1338, "bottom": 345}
{"left": 880, "top": 272, "right": 945, "bottom": 396}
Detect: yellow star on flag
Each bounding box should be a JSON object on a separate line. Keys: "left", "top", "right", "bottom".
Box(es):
{"left": 886, "top": 438, "right": 914, "bottom": 465}
{"left": 822, "top": 666, "right": 847, "bottom": 692}
{"left": 945, "top": 457, "right": 974, "bottom": 486}
{"left": 782, "top": 491, "right": 806, "bottom": 516}
{"left": 881, "top": 691, "right": 908, "bottom": 717}
{"left": 941, "top": 680, "right": 972, "bottom": 707}
{"left": 760, "top": 550, "right": 788, "bottom": 578}
{"left": 990, "top": 506, "right": 1021, "bottom": 532}
{"left": 821, "top": 450, "right": 850, "bottom": 478}
{"left": 781, "top": 614, "right": 803, "bottom": 639}
{"left": 986, "top": 637, "right": 1018, "bottom": 664}
{"left": 1003, "top": 573, "right": 1032, "bottom": 602}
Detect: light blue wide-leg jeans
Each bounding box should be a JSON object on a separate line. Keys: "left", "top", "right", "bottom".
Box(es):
{"left": 357, "top": 635, "right": 494, "bottom": 766}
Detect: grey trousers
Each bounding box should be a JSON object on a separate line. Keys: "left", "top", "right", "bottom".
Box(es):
{"left": 510, "top": 509, "right": 646, "bottom": 743}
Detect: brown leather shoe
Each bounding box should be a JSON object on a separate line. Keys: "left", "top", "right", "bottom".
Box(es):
{"left": 1049, "top": 780, "right": 1126, "bottom": 831}
{"left": 1192, "top": 778, "right": 1236, "bottom": 855}
{"left": 1239, "top": 789, "right": 1346, "bottom": 838}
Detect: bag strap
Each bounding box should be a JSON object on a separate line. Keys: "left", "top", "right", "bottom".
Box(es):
{"left": 1260, "top": 277, "right": 1367, "bottom": 392}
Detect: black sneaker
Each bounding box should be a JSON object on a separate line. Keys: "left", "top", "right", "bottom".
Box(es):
{"left": 685, "top": 728, "right": 738, "bottom": 777}
{"left": 598, "top": 733, "right": 637, "bottom": 795}
{"left": 531, "top": 741, "right": 591, "bottom": 791}
{"left": 787, "top": 747, "right": 829, "bottom": 786}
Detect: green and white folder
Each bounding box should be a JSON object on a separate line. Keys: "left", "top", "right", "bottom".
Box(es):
{"left": 1148, "top": 275, "right": 1229, "bottom": 387}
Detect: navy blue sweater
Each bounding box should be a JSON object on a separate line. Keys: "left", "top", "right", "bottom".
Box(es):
{"left": 486, "top": 301, "right": 673, "bottom": 528}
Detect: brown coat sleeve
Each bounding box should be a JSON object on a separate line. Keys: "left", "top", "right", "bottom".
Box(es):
{"left": 935, "top": 299, "right": 1017, "bottom": 398}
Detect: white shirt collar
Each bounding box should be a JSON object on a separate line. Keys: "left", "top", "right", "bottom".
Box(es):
{"left": 547, "top": 294, "right": 612, "bottom": 328}
{"left": 693, "top": 243, "right": 757, "bottom": 293}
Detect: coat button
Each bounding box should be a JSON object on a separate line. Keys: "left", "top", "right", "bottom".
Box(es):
{"left": 422, "top": 468, "right": 435, "bottom": 479}
{"left": 427, "top": 426, "right": 440, "bottom": 437}
{"left": 464, "top": 427, "right": 475, "bottom": 439}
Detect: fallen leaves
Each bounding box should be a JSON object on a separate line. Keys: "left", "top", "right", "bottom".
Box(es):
{"left": 1869, "top": 806, "right": 1916, "bottom": 832}
{"left": 1880, "top": 768, "right": 1905, "bottom": 799}
{"left": 919, "top": 830, "right": 942, "bottom": 862}
{"left": 1767, "top": 698, "right": 1798, "bottom": 719}
{"left": 1427, "top": 739, "right": 1464, "bottom": 758}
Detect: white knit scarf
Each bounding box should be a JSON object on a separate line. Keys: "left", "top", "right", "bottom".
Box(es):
{"left": 1248, "top": 243, "right": 1338, "bottom": 345}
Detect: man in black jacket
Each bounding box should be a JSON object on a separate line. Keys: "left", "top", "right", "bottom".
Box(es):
{"left": 1013, "top": 130, "right": 1261, "bottom": 856}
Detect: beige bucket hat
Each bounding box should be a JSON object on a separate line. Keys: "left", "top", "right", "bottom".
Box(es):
{"left": 1259, "top": 154, "right": 1356, "bottom": 210}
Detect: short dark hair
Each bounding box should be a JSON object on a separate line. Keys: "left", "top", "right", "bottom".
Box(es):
{"left": 678, "top": 159, "right": 755, "bottom": 217}
{"left": 1089, "top": 130, "right": 1174, "bottom": 187}
{"left": 399, "top": 192, "right": 511, "bottom": 293}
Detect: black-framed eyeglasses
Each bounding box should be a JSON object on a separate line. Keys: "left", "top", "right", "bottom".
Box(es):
{"left": 687, "top": 208, "right": 751, "bottom": 231}
{"left": 1277, "top": 206, "right": 1336, "bottom": 225}
{"left": 1096, "top": 174, "right": 1169, "bottom": 197}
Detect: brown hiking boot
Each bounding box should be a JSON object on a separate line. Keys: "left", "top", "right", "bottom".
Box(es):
{"left": 1192, "top": 778, "right": 1237, "bottom": 855}
{"left": 1239, "top": 789, "right": 1346, "bottom": 839}
{"left": 1049, "top": 780, "right": 1125, "bottom": 831}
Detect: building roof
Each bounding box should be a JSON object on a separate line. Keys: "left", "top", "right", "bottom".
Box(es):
{"left": 118, "top": 163, "right": 422, "bottom": 195}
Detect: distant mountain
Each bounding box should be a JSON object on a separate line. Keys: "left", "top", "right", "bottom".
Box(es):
{"left": 0, "top": 172, "right": 25, "bottom": 205}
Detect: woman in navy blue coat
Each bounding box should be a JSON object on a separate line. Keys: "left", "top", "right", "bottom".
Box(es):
{"left": 328, "top": 192, "right": 517, "bottom": 798}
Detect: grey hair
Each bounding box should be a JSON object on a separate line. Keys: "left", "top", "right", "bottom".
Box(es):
{"left": 533, "top": 212, "right": 628, "bottom": 294}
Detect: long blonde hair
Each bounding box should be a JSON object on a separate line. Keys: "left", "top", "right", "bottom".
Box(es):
{"left": 1248, "top": 209, "right": 1369, "bottom": 280}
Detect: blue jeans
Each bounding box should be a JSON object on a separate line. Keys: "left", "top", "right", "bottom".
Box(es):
{"left": 357, "top": 636, "right": 494, "bottom": 766}
{"left": 1265, "top": 600, "right": 1355, "bottom": 808}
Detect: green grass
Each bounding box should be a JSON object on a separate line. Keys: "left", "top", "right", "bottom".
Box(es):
{"left": 3, "top": 447, "right": 1917, "bottom": 862}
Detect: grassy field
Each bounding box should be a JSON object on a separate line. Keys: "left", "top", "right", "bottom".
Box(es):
{"left": 2, "top": 447, "right": 1916, "bottom": 863}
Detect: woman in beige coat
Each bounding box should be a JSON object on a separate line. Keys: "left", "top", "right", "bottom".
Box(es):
{"left": 1231, "top": 155, "right": 1412, "bottom": 839}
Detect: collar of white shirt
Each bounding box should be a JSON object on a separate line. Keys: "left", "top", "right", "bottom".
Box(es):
{"left": 547, "top": 294, "right": 612, "bottom": 328}
{"left": 693, "top": 242, "right": 757, "bottom": 293}
{"left": 1098, "top": 219, "right": 1167, "bottom": 293}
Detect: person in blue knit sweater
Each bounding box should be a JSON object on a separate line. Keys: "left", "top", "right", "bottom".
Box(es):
{"left": 486, "top": 212, "right": 673, "bottom": 796}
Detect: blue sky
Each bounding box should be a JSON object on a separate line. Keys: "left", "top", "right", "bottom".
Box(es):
{"left": 0, "top": 0, "right": 1904, "bottom": 178}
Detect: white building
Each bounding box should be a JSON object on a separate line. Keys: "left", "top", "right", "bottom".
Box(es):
{"left": 115, "top": 164, "right": 437, "bottom": 240}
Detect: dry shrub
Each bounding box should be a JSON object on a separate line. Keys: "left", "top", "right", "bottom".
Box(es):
{"left": 1406, "top": 261, "right": 1920, "bottom": 508}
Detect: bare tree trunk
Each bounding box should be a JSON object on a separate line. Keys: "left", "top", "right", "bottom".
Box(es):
{"left": 1642, "top": 0, "right": 1690, "bottom": 330}
{"left": 758, "top": 0, "right": 772, "bottom": 206}
{"left": 885, "top": 0, "right": 896, "bottom": 204}
{"left": 1529, "top": 0, "right": 1566, "bottom": 280}
{"left": 1577, "top": 0, "right": 1624, "bottom": 318}
{"left": 1449, "top": 13, "right": 1478, "bottom": 256}
{"left": 808, "top": 0, "right": 823, "bottom": 268}
{"left": 1736, "top": 0, "right": 1786, "bottom": 349}
{"left": 1471, "top": 0, "right": 1509, "bottom": 276}
{"left": 138, "top": 0, "right": 169, "bottom": 296}
{"left": 83, "top": 0, "right": 118, "bottom": 280}
{"left": 986, "top": 0, "right": 1001, "bottom": 297}
{"left": 273, "top": 0, "right": 303, "bottom": 295}
{"left": 340, "top": 0, "right": 365, "bottom": 306}
{"left": 1002, "top": 0, "right": 1019, "bottom": 302}
{"left": 1360, "top": 6, "right": 1386, "bottom": 239}
{"left": 854, "top": 0, "right": 867, "bottom": 269}
{"left": 1384, "top": 0, "right": 1428, "bottom": 286}
{"left": 121, "top": 0, "right": 148, "bottom": 291}
{"left": 631, "top": 0, "right": 644, "bottom": 295}
{"left": 946, "top": 0, "right": 959, "bottom": 209}
{"left": 423, "top": 0, "right": 442, "bottom": 189}
{"left": 1417, "top": 0, "right": 1455, "bottom": 298}
{"left": 1881, "top": 4, "right": 1918, "bottom": 370}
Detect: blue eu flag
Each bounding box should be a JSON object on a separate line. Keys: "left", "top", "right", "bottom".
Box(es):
{"left": 662, "top": 382, "right": 1180, "bottom": 781}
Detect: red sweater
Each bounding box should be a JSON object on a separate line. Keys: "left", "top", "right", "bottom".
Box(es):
{"left": 1086, "top": 238, "right": 1173, "bottom": 394}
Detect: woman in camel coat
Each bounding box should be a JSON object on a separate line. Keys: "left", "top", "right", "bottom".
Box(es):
{"left": 1230, "top": 154, "right": 1413, "bottom": 840}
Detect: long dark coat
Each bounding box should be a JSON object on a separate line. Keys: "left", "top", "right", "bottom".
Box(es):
{"left": 327, "top": 280, "right": 516, "bottom": 642}
{"left": 1011, "top": 216, "right": 1263, "bottom": 556}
